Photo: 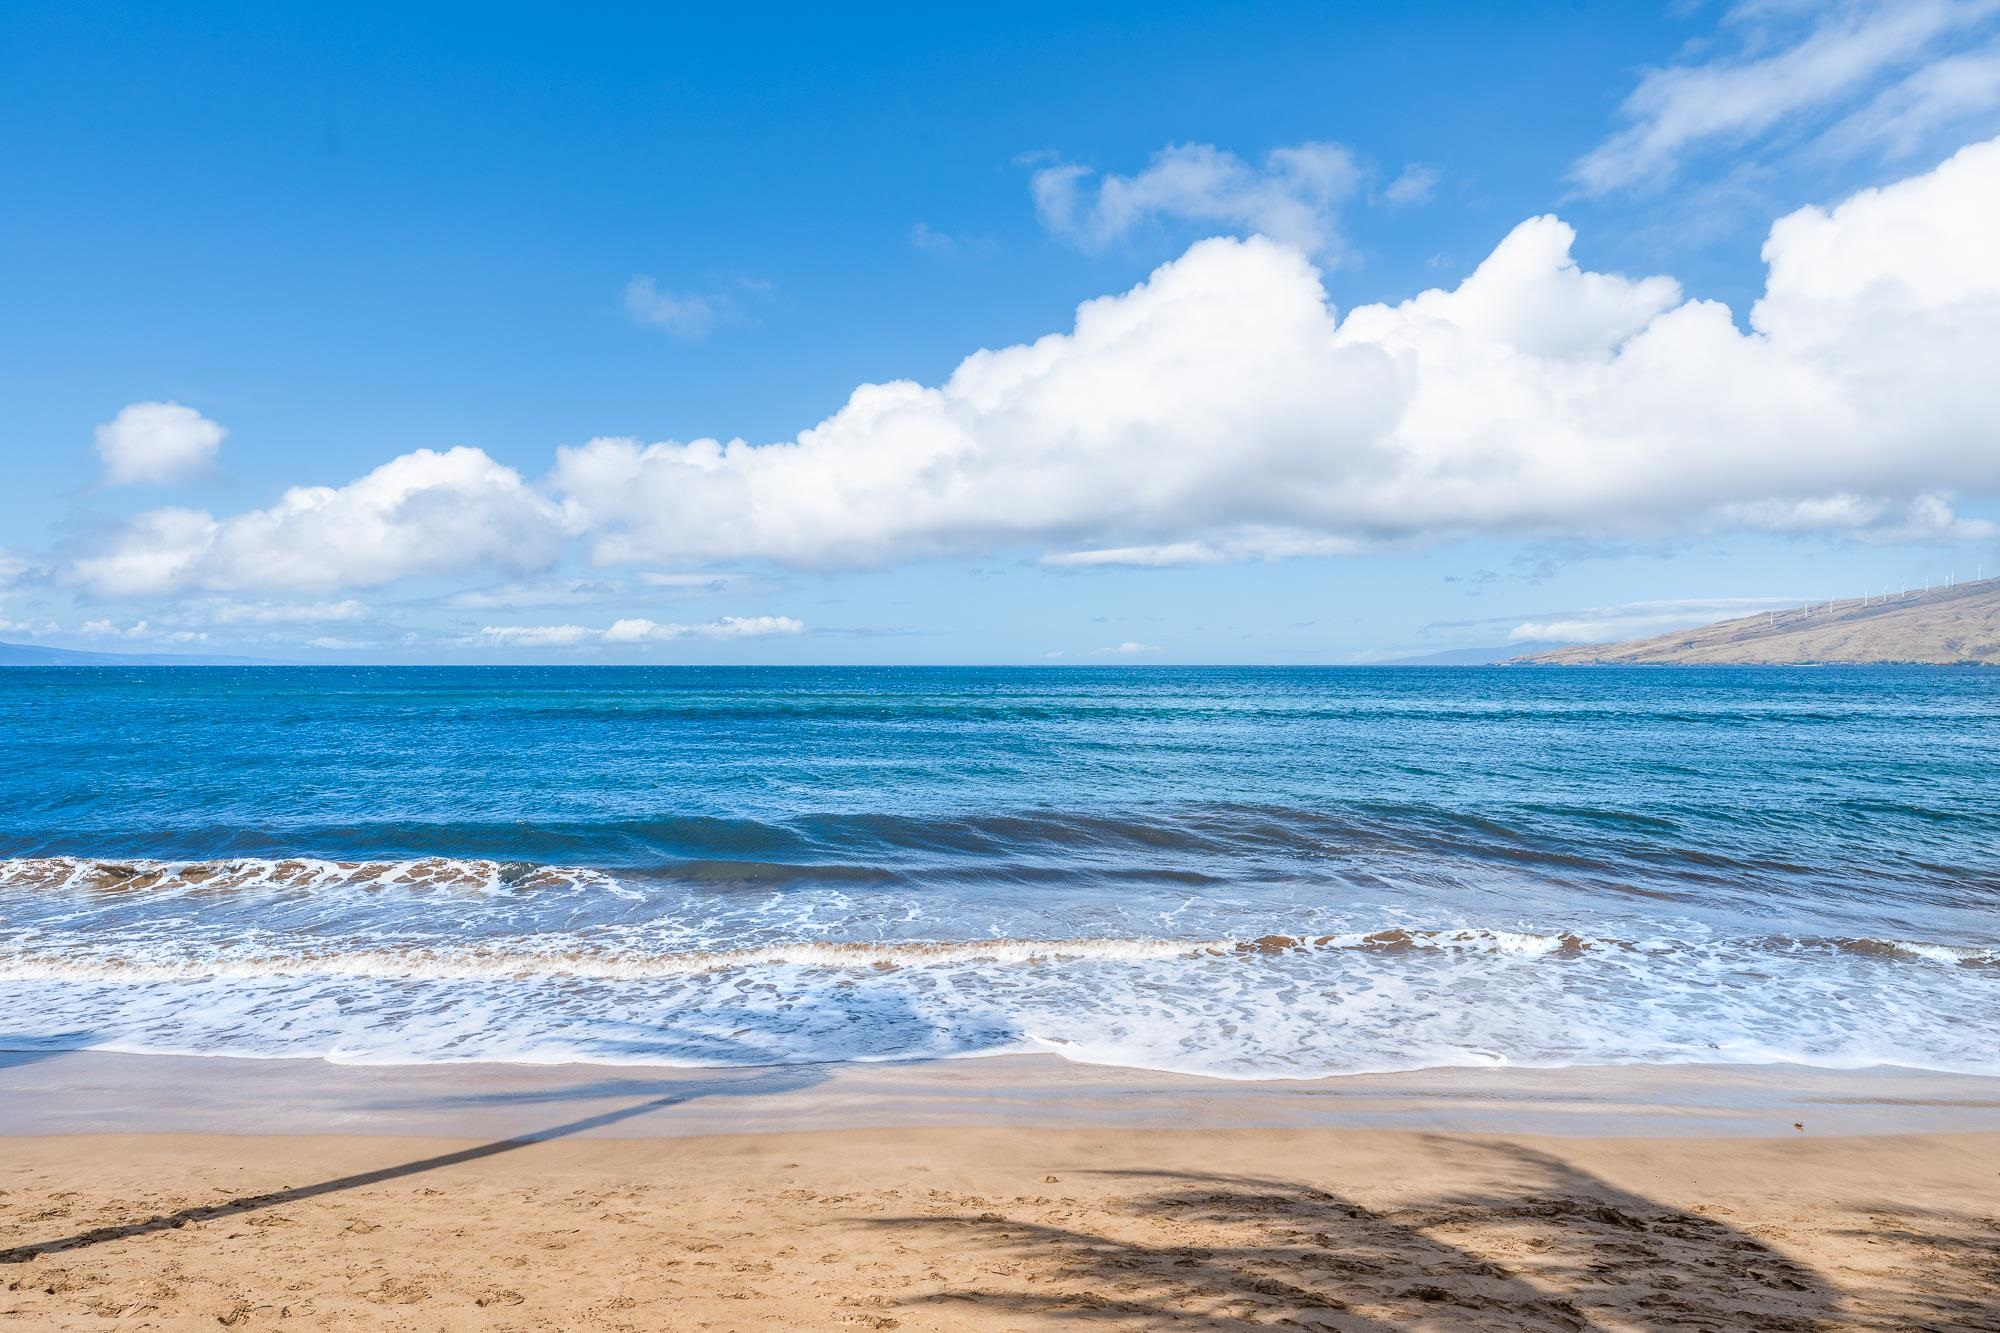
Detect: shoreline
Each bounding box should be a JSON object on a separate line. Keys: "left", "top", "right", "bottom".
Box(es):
{"left": 8, "top": 1049, "right": 2000, "bottom": 1140}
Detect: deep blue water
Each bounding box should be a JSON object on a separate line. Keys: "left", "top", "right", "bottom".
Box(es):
{"left": 2, "top": 666, "right": 1995, "bottom": 1075}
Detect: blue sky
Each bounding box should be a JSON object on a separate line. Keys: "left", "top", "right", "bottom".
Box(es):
{"left": 5, "top": 0, "right": 2000, "bottom": 662}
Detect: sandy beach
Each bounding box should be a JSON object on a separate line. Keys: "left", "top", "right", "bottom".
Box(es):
{"left": 4, "top": 1054, "right": 1998, "bottom": 1330}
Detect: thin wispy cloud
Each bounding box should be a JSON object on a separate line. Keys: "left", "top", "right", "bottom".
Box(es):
{"left": 1573, "top": 0, "right": 2000, "bottom": 194}
{"left": 1028, "top": 140, "right": 1362, "bottom": 258}
{"left": 436, "top": 573, "right": 745, "bottom": 611}
{"left": 623, "top": 277, "right": 718, "bottom": 338}
{"left": 1040, "top": 543, "right": 1227, "bottom": 569}
{"left": 909, "top": 222, "right": 998, "bottom": 261}
{"left": 623, "top": 275, "right": 772, "bottom": 340}
{"left": 636, "top": 571, "right": 743, "bottom": 593}
{"left": 0, "top": 550, "right": 35, "bottom": 591}
{"left": 1382, "top": 163, "right": 1440, "bottom": 205}
{"left": 205, "top": 599, "right": 369, "bottom": 624}
{"left": 909, "top": 222, "right": 958, "bottom": 255}
{"left": 440, "top": 577, "right": 626, "bottom": 611}
{"left": 1824, "top": 39, "right": 2000, "bottom": 156}
{"left": 472, "top": 615, "right": 804, "bottom": 648}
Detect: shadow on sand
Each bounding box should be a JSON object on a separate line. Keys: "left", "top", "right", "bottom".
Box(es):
{"left": 0, "top": 1064, "right": 825, "bottom": 1265}
{"left": 870, "top": 1135, "right": 1999, "bottom": 1331}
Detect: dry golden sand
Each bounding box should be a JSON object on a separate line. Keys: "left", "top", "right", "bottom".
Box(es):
{"left": 4, "top": 1125, "right": 1998, "bottom": 1331}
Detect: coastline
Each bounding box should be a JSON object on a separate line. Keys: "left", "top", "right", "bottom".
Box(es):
{"left": 5, "top": 1052, "right": 1998, "bottom": 1328}
{"left": 8, "top": 1049, "right": 2000, "bottom": 1140}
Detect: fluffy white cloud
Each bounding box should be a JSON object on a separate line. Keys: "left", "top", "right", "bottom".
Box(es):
{"left": 474, "top": 615, "right": 804, "bottom": 648}
{"left": 68, "top": 137, "right": 2000, "bottom": 595}
{"left": 94, "top": 402, "right": 226, "bottom": 485}
{"left": 555, "top": 136, "right": 2000, "bottom": 569}
{"left": 0, "top": 613, "right": 59, "bottom": 637}
{"left": 1030, "top": 141, "right": 1360, "bottom": 257}
{"left": 75, "top": 447, "right": 563, "bottom": 595}
{"left": 555, "top": 232, "right": 1392, "bottom": 567}
{"left": 1573, "top": 0, "right": 2000, "bottom": 193}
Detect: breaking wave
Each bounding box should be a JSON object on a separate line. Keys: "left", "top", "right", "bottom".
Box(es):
{"left": 3, "top": 924, "right": 1993, "bottom": 985}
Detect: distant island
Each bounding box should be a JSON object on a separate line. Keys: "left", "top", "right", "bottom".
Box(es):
{"left": 0, "top": 641, "right": 281, "bottom": 667}
{"left": 1521, "top": 576, "right": 2000, "bottom": 666}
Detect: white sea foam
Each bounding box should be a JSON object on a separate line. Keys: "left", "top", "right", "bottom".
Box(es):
{"left": 0, "top": 926, "right": 1779, "bottom": 986}
{"left": 2, "top": 925, "right": 1996, "bottom": 1077}
{"left": 0, "top": 856, "right": 626, "bottom": 896}
{"left": 3, "top": 857, "right": 1996, "bottom": 1078}
{"left": 0, "top": 935, "right": 1216, "bottom": 983}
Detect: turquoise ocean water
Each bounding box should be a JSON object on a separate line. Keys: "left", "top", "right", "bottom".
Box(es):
{"left": 1, "top": 666, "right": 1994, "bottom": 1076}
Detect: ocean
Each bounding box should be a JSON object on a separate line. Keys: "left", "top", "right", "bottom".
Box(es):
{"left": 2, "top": 665, "right": 1995, "bottom": 1078}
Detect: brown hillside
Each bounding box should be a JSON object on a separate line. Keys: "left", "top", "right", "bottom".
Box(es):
{"left": 1521, "top": 576, "right": 2000, "bottom": 665}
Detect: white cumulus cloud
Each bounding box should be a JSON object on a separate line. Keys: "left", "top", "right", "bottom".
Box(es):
{"left": 0, "top": 614, "right": 60, "bottom": 637}
{"left": 95, "top": 402, "right": 226, "bottom": 485}
{"left": 75, "top": 447, "right": 563, "bottom": 595}
{"left": 78, "top": 618, "right": 208, "bottom": 643}
{"left": 68, "top": 136, "right": 2000, "bottom": 597}
{"left": 555, "top": 135, "right": 2000, "bottom": 570}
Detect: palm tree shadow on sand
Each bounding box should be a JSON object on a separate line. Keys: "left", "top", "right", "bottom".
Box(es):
{"left": 0, "top": 1063, "right": 827, "bottom": 1265}
{"left": 868, "top": 1134, "right": 1999, "bottom": 1330}
{"left": 0, "top": 994, "right": 865, "bottom": 1266}
{"left": 0, "top": 987, "right": 1011, "bottom": 1267}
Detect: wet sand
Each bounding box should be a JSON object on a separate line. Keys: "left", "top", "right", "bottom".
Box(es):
{"left": 3, "top": 1053, "right": 1998, "bottom": 1329}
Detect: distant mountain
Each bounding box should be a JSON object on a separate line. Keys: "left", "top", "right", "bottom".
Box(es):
{"left": 0, "top": 641, "right": 284, "bottom": 666}
{"left": 1380, "top": 640, "right": 1576, "bottom": 666}
{"left": 1519, "top": 578, "right": 2000, "bottom": 666}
